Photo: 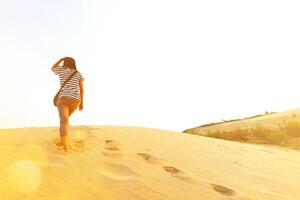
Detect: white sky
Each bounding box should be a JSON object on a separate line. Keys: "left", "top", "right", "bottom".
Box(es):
{"left": 0, "top": 0, "right": 300, "bottom": 131}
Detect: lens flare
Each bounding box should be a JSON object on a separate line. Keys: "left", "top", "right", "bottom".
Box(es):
{"left": 8, "top": 160, "right": 42, "bottom": 193}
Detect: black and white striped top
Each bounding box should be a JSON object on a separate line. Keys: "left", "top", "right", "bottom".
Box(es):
{"left": 55, "top": 66, "right": 85, "bottom": 101}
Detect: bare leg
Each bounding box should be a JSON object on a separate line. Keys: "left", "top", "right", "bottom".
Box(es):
{"left": 57, "top": 97, "right": 80, "bottom": 152}
{"left": 58, "top": 99, "right": 70, "bottom": 151}
{"left": 69, "top": 100, "right": 80, "bottom": 116}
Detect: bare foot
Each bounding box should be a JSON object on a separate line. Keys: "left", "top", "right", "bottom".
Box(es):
{"left": 61, "top": 136, "right": 69, "bottom": 152}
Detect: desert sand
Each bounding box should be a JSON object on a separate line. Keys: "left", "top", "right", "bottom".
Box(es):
{"left": 0, "top": 126, "right": 300, "bottom": 200}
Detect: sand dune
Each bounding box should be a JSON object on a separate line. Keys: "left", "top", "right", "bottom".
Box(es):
{"left": 184, "top": 108, "right": 300, "bottom": 135}
{"left": 0, "top": 126, "right": 300, "bottom": 200}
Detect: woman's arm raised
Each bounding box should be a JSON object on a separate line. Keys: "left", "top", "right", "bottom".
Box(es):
{"left": 51, "top": 58, "right": 64, "bottom": 73}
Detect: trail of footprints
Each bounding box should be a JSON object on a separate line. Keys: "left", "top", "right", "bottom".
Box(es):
{"left": 52, "top": 127, "right": 99, "bottom": 153}
{"left": 52, "top": 130, "right": 237, "bottom": 197}
{"left": 102, "top": 139, "right": 237, "bottom": 196}
{"left": 102, "top": 139, "right": 123, "bottom": 157}
{"left": 52, "top": 137, "right": 78, "bottom": 152}
{"left": 102, "top": 139, "right": 195, "bottom": 184}
{"left": 52, "top": 136, "right": 89, "bottom": 153}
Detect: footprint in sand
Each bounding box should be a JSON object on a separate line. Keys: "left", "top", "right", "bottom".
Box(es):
{"left": 105, "top": 146, "right": 120, "bottom": 151}
{"left": 84, "top": 128, "right": 98, "bottom": 139}
{"left": 87, "top": 132, "right": 97, "bottom": 139}
{"left": 51, "top": 138, "right": 86, "bottom": 153}
{"left": 163, "top": 166, "right": 195, "bottom": 183}
{"left": 97, "top": 162, "right": 137, "bottom": 181}
{"left": 102, "top": 140, "right": 123, "bottom": 158}
{"left": 137, "top": 153, "right": 163, "bottom": 164}
{"left": 73, "top": 139, "right": 85, "bottom": 149}
{"left": 211, "top": 183, "right": 236, "bottom": 196}
{"left": 52, "top": 138, "right": 64, "bottom": 148}
{"left": 105, "top": 139, "right": 121, "bottom": 146}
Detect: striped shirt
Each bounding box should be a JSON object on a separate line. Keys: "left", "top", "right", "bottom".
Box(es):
{"left": 55, "top": 66, "right": 85, "bottom": 101}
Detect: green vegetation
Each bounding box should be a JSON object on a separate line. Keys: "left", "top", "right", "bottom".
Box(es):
{"left": 283, "top": 121, "right": 300, "bottom": 137}
{"left": 193, "top": 111, "right": 277, "bottom": 129}
{"left": 206, "top": 121, "right": 300, "bottom": 149}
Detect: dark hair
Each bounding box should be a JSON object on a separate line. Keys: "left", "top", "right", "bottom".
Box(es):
{"left": 63, "top": 57, "right": 77, "bottom": 70}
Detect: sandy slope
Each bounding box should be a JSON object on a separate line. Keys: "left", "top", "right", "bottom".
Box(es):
{"left": 184, "top": 108, "right": 300, "bottom": 135}
{"left": 0, "top": 126, "right": 300, "bottom": 200}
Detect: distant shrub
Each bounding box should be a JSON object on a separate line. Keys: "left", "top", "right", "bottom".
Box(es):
{"left": 206, "top": 129, "right": 250, "bottom": 141}
{"left": 265, "top": 110, "right": 269, "bottom": 114}
{"left": 206, "top": 130, "right": 222, "bottom": 138}
{"left": 282, "top": 121, "right": 300, "bottom": 137}
{"left": 227, "top": 129, "right": 249, "bottom": 141}
{"left": 251, "top": 124, "right": 269, "bottom": 140}
{"left": 205, "top": 123, "right": 291, "bottom": 147}
{"left": 265, "top": 130, "right": 290, "bottom": 145}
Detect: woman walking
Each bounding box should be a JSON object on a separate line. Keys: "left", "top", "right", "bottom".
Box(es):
{"left": 51, "top": 57, "right": 85, "bottom": 151}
